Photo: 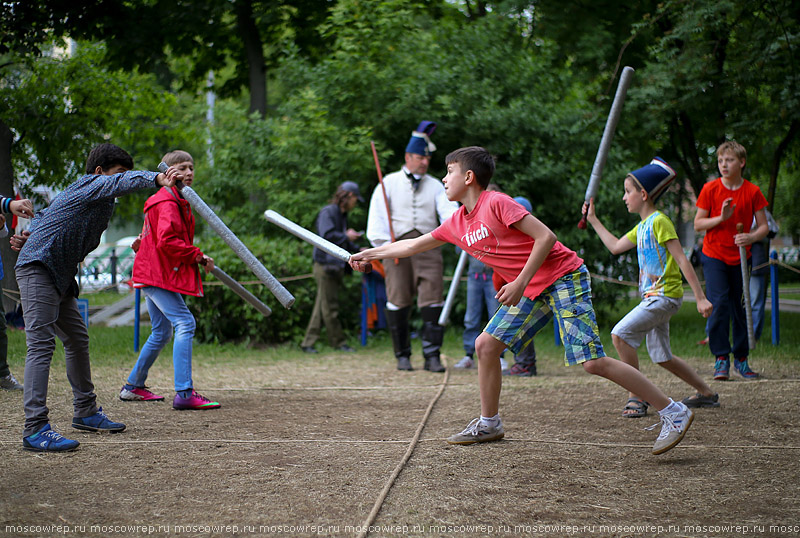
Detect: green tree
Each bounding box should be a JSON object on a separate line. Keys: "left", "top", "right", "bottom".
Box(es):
{"left": 626, "top": 0, "right": 800, "bottom": 208}
{"left": 0, "top": 41, "right": 193, "bottom": 307}
{"left": 0, "top": 0, "right": 335, "bottom": 117}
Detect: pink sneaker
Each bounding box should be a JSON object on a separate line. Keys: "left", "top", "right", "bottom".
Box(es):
{"left": 119, "top": 386, "right": 165, "bottom": 401}
{"left": 173, "top": 390, "right": 221, "bottom": 410}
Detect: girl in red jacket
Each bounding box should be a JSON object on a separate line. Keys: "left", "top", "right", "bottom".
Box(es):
{"left": 120, "top": 150, "right": 220, "bottom": 410}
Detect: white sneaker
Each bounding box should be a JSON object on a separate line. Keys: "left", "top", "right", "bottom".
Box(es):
{"left": 454, "top": 356, "right": 474, "bottom": 369}
{"left": 499, "top": 357, "right": 509, "bottom": 370}
{"left": 447, "top": 417, "right": 505, "bottom": 445}
{"left": 649, "top": 402, "right": 694, "bottom": 455}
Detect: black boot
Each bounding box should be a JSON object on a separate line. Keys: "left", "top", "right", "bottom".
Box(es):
{"left": 385, "top": 306, "right": 413, "bottom": 371}
{"left": 421, "top": 306, "right": 445, "bottom": 373}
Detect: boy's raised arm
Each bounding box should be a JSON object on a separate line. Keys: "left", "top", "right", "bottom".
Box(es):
{"left": 582, "top": 198, "right": 635, "bottom": 255}
{"left": 349, "top": 233, "right": 445, "bottom": 270}
{"left": 693, "top": 198, "right": 733, "bottom": 232}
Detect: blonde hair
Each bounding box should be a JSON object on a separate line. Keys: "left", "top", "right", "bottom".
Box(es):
{"left": 716, "top": 140, "right": 746, "bottom": 161}
{"left": 161, "top": 150, "right": 194, "bottom": 166}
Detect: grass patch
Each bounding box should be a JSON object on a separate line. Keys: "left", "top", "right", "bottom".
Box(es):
{"left": 6, "top": 301, "right": 799, "bottom": 374}
{"left": 79, "top": 289, "right": 134, "bottom": 307}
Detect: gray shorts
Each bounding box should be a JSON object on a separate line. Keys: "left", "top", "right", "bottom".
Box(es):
{"left": 611, "top": 295, "right": 682, "bottom": 363}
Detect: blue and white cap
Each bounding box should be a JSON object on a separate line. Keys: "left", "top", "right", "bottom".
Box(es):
{"left": 629, "top": 157, "right": 676, "bottom": 202}
{"left": 405, "top": 121, "right": 437, "bottom": 156}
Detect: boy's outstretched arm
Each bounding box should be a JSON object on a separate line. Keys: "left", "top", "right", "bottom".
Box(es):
{"left": 497, "top": 214, "right": 557, "bottom": 306}
{"left": 665, "top": 238, "right": 713, "bottom": 318}
{"left": 582, "top": 199, "right": 635, "bottom": 254}
{"left": 349, "top": 233, "right": 445, "bottom": 271}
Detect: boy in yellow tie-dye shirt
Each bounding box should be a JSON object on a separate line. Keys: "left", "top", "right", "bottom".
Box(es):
{"left": 583, "top": 157, "right": 718, "bottom": 418}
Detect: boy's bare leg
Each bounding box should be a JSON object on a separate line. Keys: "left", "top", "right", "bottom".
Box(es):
{"left": 611, "top": 334, "right": 643, "bottom": 401}
{"left": 474, "top": 333, "right": 508, "bottom": 417}
{"left": 582, "top": 356, "right": 670, "bottom": 411}
{"left": 659, "top": 356, "right": 715, "bottom": 396}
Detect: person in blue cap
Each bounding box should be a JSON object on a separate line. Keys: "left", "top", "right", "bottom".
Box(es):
{"left": 366, "top": 121, "right": 458, "bottom": 372}
{"left": 300, "top": 181, "right": 364, "bottom": 354}
{"left": 583, "top": 157, "right": 718, "bottom": 417}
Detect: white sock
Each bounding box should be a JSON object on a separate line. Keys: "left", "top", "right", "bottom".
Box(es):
{"left": 480, "top": 414, "right": 501, "bottom": 427}
{"left": 658, "top": 399, "right": 682, "bottom": 415}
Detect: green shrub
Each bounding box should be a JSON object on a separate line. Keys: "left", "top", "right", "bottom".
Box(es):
{"left": 187, "top": 234, "right": 363, "bottom": 345}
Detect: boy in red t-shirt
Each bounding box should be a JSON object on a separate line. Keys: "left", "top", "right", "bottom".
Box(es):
{"left": 350, "top": 146, "right": 695, "bottom": 455}
{"left": 694, "top": 141, "right": 768, "bottom": 380}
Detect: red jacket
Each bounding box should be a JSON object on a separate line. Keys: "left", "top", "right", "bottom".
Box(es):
{"left": 132, "top": 186, "right": 204, "bottom": 297}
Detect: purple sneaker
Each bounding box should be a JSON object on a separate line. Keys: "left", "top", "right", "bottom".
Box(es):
{"left": 734, "top": 358, "right": 759, "bottom": 380}
{"left": 120, "top": 386, "right": 165, "bottom": 401}
{"left": 713, "top": 357, "right": 730, "bottom": 380}
{"left": 173, "top": 390, "right": 220, "bottom": 410}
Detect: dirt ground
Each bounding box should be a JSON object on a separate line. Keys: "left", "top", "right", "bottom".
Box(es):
{"left": 1, "top": 348, "right": 799, "bottom": 538}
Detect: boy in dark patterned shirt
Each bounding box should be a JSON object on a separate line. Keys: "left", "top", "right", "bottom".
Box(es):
{"left": 14, "top": 143, "right": 179, "bottom": 452}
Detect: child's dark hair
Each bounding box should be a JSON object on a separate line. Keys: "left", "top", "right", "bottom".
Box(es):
{"left": 85, "top": 143, "right": 134, "bottom": 174}
{"left": 445, "top": 146, "right": 495, "bottom": 188}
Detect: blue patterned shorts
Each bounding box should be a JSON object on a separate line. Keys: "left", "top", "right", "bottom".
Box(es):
{"left": 484, "top": 265, "right": 604, "bottom": 366}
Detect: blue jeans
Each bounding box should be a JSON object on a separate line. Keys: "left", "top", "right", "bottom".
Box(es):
{"left": 126, "top": 287, "right": 195, "bottom": 392}
{"left": 463, "top": 272, "right": 499, "bottom": 356}
{"left": 749, "top": 240, "right": 769, "bottom": 341}
{"left": 750, "top": 273, "right": 767, "bottom": 341}
{"left": 701, "top": 253, "right": 748, "bottom": 359}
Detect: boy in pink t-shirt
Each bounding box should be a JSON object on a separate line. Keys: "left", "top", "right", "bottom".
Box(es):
{"left": 350, "top": 146, "right": 695, "bottom": 455}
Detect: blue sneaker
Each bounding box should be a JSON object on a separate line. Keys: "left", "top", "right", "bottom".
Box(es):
{"left": 734, "top": 358, "right": 759, "bottom": 380}
{"left": 713, "top": 357, "right": 730, "bottom": 380}
{"left": 23, "top": 424, "right": 80, "bottom": 452}
{"left": 72, "top": 407, "right": 126, "bottom": 433}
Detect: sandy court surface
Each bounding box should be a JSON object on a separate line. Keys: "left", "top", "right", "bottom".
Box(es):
{"left": 1, "top": 350, "right": 798, "bottom": 537}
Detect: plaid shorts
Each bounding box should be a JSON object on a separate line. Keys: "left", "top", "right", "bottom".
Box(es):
{"left": 484, "top": 265, "right": 604, "bottom": 366}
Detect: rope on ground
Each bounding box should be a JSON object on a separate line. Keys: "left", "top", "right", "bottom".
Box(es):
{"left": 206, "top": 384, "right": 465, "bottom": 391}
{"left": 356, "top": 357, "right": 451, "bottom": 538}
{"left": 491, "top": 438, "right": 800, "bottom": 450}
{"left": 7, "top": 436, "right": 797, "bottom": 451}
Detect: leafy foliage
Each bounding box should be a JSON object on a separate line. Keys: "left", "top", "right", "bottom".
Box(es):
{"left": 4, "top": 0, "right": 797, "bottom": 344}
{"left": 187, "top": 234, "right": 363, "bottom": 345}
{"left": 0, "top": 41, "right": 198, "bottom": 216}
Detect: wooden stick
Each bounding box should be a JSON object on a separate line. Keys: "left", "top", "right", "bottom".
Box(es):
{"left": 737, "top": 222, "right": 756, "bottom": 349}
{"left": 371, "top": 141, "right": 399, "bottom": 264}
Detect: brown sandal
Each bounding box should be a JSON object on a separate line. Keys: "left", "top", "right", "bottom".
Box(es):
{"left": 622, "top": 398, "right": 649, "bottom": 418}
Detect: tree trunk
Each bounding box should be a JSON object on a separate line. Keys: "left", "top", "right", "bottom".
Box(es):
{"left": 0, "top": 119, "right": 20, "bottom": 313}
{"left": 234, "top": 0, "right": 267, "bottom": 118}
